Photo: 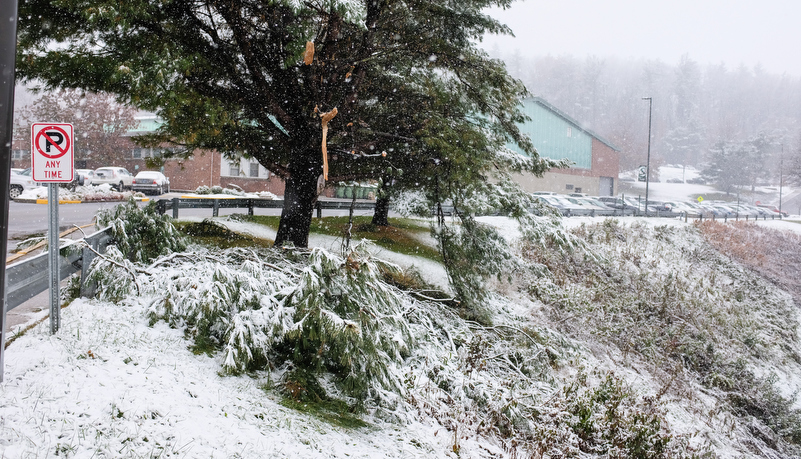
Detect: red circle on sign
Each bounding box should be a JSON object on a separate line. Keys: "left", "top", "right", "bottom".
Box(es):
{"left": 34, "top": 125, "right": 71, "bottom": 159}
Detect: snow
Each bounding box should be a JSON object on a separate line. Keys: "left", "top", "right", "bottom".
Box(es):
{"left": 622, "top": 165, "right": 798, "bottom": 211}
{"left": 178, "top": 216, "right": 452, "bottom": 292}
{"left": 17, "top": 184, "right": 138, "bottom": 202}
{"left": 3, "top": 211, "right": 801, "bottom": 457}
{"left": 1, "top": 299, "right": 450, "bottom": 458}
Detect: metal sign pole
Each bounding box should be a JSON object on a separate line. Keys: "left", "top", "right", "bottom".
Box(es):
{"left": 0, "top": 0, "right": 20, "bottom": 382}
{"left": 48, "top": 183, "right": 60, "bottom": 333}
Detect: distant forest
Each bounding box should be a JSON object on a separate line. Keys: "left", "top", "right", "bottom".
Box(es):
{"left": 491, "top": 51, "right": 801, "bottom": 181}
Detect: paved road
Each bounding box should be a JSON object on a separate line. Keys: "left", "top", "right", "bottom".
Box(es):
{"left": 6, "top": 195, "right": 382, "bottom": 249}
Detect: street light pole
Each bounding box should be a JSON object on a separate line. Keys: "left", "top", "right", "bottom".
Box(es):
{"left": 779, "top": 144, "right": 784, "bottom": 214}
{"left": 642, "top": 97, "right": 652, "bottom": 216}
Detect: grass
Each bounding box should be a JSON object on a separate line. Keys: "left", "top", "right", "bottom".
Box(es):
{"left": 272, "top": 368, "right": 370, "bottom": 429}
{"left": 174, "top": 220, "right": 274, "bottom": 249}
{"left": 242, "top": 215, "right": 442, "bottom": 262}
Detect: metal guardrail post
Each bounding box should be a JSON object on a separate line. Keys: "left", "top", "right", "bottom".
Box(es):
{"left": 247, "top": 199, "right": 254, "bottom": 216}
{"left": 172, "top": 197, "right": 179, "bottom": 219}
{"left": 80, "top": 244, "right": 96, "bottom": 298}
{"left": 213, "top": 199, "right": 220, "bottom": 217}
{"left": 316, "top": 202, "right": 322, "bottom": 218}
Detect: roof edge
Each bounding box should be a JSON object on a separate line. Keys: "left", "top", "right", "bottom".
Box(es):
{"left": 529, "top": 96, "right": 621, "bottom": 152}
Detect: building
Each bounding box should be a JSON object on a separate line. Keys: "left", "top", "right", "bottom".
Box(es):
{"left": 510, "top": 97, "right": 620, "bottom": 196}
{"left": 12, "top": 113, "right": 287, "bottom": 194}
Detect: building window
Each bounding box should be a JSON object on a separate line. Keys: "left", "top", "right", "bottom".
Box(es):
{"left": 133, "top": 148, "right": 155, "bottom": 159}
{"left": 250, "top": 162, "right": 259, "bottom": 178}
{"left": 574, "top": 187, "right": 582, "bottom": 194}
{"left": 565, "top": 184, "right": 574, "bottom": 190}
{"left": 566, "top": 127, "right": 573, "bottom": 138}
{"left": 11, "top": 149, "right": 27, "bottom": 160}
{"left": 229, "top": 164, "right": 240, "bottom": 176}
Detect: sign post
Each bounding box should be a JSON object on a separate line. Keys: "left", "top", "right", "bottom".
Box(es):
{"left": 31, "top": 123, "right": 74, "bottom": 333}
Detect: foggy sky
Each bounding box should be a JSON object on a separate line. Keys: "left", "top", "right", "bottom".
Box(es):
{"left": 482, "top": 0, "right": 801, "bottom": 77}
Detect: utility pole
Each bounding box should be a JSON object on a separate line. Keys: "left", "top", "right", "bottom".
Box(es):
{"left": 642, "top": 97, "right": 653, "bottom": 216}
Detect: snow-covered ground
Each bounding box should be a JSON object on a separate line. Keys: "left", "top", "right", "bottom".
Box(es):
{"left": 1, "top": 298, "right": 454, "bottom": 458}
{"left": 2, "top": 213, "right": 801, "bottom": 457}
{"left": 17, "top": 184, "right": 137, "bottom": 202}
{"left": 621, "top": 165, "right": 799, "bottom": 216}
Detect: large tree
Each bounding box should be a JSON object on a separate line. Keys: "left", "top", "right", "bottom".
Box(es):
{"left": 16, "top": 0, "right": 549, "bottom": 247}
{"left": 14, "top": 89, "right": 139, "bottom": 163}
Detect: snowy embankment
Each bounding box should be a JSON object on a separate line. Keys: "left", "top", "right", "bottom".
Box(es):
{"left": 1, "top": 299, "right": 446, "bottom": 458}
{"left": 2, "top": 213, "right": 801, "bottom": 458}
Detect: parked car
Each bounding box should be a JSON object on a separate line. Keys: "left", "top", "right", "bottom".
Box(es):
{"left": 93, "top": 167, "right": 134, "bottom": 190}
{"left": 534, "top": 195, "right": 570, "bottom": 212}
{"left": 597, "top": 196, "right": 640, "bottom": 213}
{"left": 754, "top": 202, "right": 789, "bottom": 217}
{"left": 132, "top": 171, "right": 170, "bottom": 195}
{"left": 15, "top": 167, "right": 43, "bottom": 186}
{"left": 76, "top": 169, "right": 95, "bottom": 186}
{"left": 9, "top": 171, "right": 37, "bottom": 199}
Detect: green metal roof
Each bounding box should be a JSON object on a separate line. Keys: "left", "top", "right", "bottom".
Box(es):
{"left": 528, "top": 97, "right": 620, "bottom": 152}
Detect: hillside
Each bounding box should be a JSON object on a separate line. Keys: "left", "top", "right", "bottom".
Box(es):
{"left": 2, "top": 212, "right": 801, "bottom": 458}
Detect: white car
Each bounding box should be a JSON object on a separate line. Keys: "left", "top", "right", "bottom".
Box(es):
{"left": 76, "top": 169, "right": 95, "bottom": 186}
{"left": 132, "top": 171, "right": 170, "bottom": 195}
{"left": 9, "top": 170, "right": 37, "bottom": 199}
{"left": 93, "top": 167, "right": 134, "bottom": 190}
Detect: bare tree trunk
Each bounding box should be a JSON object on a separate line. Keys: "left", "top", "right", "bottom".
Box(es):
{"left": 274, "top": 151, "right": 321, "bottom": 248}
{"left": 371, "top": 194, "right": 391, "bottom": 227}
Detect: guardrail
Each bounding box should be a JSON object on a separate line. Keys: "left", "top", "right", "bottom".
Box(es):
{"left": 4, "top": 227, "right": 113, "bottom": 313}
{"left": 4, "top": 202, "right": 785, "bottom": 315}
{"left": 154, "top": 197, "right": 376, "bottom": 218}
{"left": 153, "top": 197, "right": 786, "bottom": 221}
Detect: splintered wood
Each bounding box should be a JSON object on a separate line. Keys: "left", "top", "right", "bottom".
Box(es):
{"left": 304, "top": 41, "right": 314, "bottom": 65}
{"left": 319, "top": 107, "right": 338, "bottom": 180}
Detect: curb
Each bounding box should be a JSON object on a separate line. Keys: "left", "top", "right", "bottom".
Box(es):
{"left": 14, "top": 197, "right": 150, "bottom": 204}
{"left": 35, "top": 199, "right": 83, "bottom": 204}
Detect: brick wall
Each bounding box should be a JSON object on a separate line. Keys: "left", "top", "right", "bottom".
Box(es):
{"left": 591, "top": 138, "right": 619, "bottom": 178}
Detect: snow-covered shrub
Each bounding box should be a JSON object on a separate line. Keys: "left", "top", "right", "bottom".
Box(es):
{"left": 389, "top": 190, "right": 431, "bottom": 218}
{"left": 281, "top": 245, "right": 414, "bottom": 399}
{"left": 89, "top": 243, "right": 414, "bottom": 402}
{"left": 531, "top": 371, "right": 684, "bottom": 458}
{"left": 523, "top": 219, "right": 801, "bottom": 453}
{"left": 85, "top": 246, "right": 139, "bottom": 302}
{"left": 437, "top": 216, "right": 519, "bottom": 323}
{"left": 96, "top": 197, "right": 187, "bottom": 263}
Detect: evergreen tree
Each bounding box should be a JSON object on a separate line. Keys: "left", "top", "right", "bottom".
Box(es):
{"left": 703, "top": 133, "right": 773, "bottom": 194}
{"left": 702, "top": 141, "right": 749, "bottom": 195}
{"left": 16, "top": 0, "right": 548, "bottom": 247}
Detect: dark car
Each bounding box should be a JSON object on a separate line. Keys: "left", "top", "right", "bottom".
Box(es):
{"left": 132, "top": 171, "right": 171, "bottom": 195}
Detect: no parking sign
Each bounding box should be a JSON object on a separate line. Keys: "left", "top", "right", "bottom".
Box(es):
{"left": 31, "top": 122, "right": 74, "bottom": 182}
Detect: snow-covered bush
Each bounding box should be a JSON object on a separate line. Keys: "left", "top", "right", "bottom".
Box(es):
{"left": 436, "top": 216, "right": 519, "bottom": 323}
{"left": 89, "top": 243, "right": 414, "bottom": 402}
{"left": 523, "top": 219, "right": 801, "bottom": 454}
{"left": 96, "top": 197, "right": 187, "bottom": 263}
{"left": 82, "top": 217, "right": 717, "bottom": 456}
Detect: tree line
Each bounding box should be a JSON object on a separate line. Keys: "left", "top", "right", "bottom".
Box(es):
{"left": 492, "top": 51, "right": 801, "bottom": 186}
